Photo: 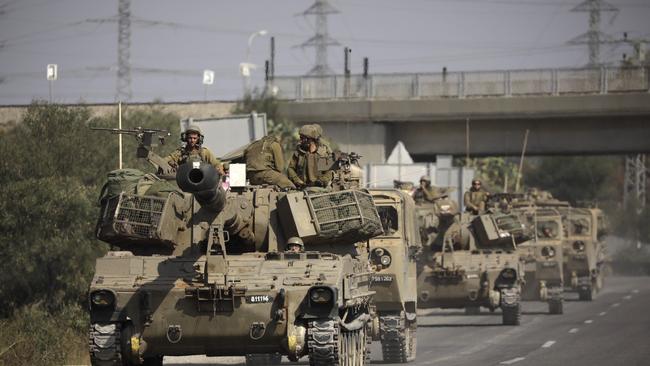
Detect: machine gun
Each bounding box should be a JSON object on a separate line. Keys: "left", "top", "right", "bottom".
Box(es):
{"left": 91, "top": 126, "right": 175, "bottom": 178}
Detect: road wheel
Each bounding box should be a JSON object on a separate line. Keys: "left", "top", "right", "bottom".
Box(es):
{"left": 502, "top": 303, "right": 521, "bottom": 326}
{"left": 245, "top": 354, "right": 282, "bottom": 366}
{"left": 548, "top": 298, "right": 563, "bottom": 315}
{"left": 465, "top": 306, "right": 481, "bottom": 315}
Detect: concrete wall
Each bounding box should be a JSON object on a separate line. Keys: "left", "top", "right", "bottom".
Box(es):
{"left": 0, "top": 101, "right": 237, "bottom": 130}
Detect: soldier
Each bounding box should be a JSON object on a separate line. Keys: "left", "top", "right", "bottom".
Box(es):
{"left": 464, "top": 179, "right": 489, "bottom": 215}
{"left": 413, "top": 175, "right": 440, "bottom": 203}
{"left": 287, "top": 124, "right": 334, "bottom": 188}
{"left": 244, "top": 134, "right": 295, "bottom": 189}
{"left": 286, "top": 236, "right": 304, "bottom": 253}
{"left": 165, "top": 125, "right": 224, "bottom": 174}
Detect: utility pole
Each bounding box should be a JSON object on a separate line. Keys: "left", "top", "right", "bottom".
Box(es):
{"left": 117, "top": 0, "right": 132, "bottom": 102}
{"left": 624, "top": 155, "right": 647, "bottom": 212}
{"left": 568, "top": 0, "right": 618, "bottom": 67}
{"left": 298, "top": 0, "right": 340, "bottom": 76}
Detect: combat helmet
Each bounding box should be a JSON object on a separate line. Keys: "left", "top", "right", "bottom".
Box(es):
{"left": 299, "top": 124, "right": 322, "bottom": 140}
{"left": 181, "top": 124, "right": 204, "bottom": 145}
{"left": 420, "top": 175, "right": 431, "bottom": 183}
{"left": 286, "top": 236, "right": 304, "bottom": 251}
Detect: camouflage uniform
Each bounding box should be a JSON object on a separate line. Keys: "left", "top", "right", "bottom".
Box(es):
{"left": 287, "top": 124, "right": 334, "bottom": 188}
{"left": 464, "top": 186, "right": 489, "bottom": 214}
{"left": 166, "top": 125, "right": 224, "bottom": 174}
{"left": 413, "top": 175, "right": 442, "bottom": 203}
{"left": 166, "top": 146, "right": 224, "bottom": 174}
{"left": 464, "top": 179, "right": 489, "bottom": 214}
{"left": 244, "top": 135, "right": 295, "bottom": 189}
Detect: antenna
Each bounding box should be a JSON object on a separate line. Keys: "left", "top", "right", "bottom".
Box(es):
{"left": 298, "top": 0, "right": 340, "bottom": 76}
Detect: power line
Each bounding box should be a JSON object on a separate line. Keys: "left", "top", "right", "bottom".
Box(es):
{"left": 568, "top": 0, "right": 619, "bottom": 66}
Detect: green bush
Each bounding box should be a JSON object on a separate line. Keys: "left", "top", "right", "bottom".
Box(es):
{"left": 0, "top": 303, "right": 89, "bottom": 366}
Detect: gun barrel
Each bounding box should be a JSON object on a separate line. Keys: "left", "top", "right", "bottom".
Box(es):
{"left": 176, "top": 162, "right": 225, "bottom": 213}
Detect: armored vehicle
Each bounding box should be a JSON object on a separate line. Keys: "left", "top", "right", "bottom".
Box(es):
{"left": 557, "top": 206, "right": 607, "bottom": 300}
{"left": 88, "top": 128, "right": 383, "bottom": 366}
{"left": 415, "top": 196, "right": 523, "bottom": 325}
{"left": 508, "top": 201, "right": 565, "bottom": 314}
{"left": 367, "top": 189, "right": 421, "bottom": 363}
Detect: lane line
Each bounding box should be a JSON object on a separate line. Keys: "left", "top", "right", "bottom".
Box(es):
{"left": 632, "top": 289, "right": 639, "bottom": 294}
{"left": 623, "top": 295, "right": 632, "bottom": 300}
{"left": 599, "top": 311, "right": 607, "bottom": 316}
{"left": 541, "top": 340, "right": 556, "bottom": 348}
{"left": 500, "top": 357, "right": 526, "bottom": 364}
{"left": 569, "top": 328, "right": 579, "bottom": 333}
{"left": 584, "top": 319, "right": 593, "bottom": 324}
{"left": 612, "top": 303, "right": 621, "bottom": 307}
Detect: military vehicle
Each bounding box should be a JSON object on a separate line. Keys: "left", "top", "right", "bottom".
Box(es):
{"left": 557, "top": 206, "right": 607, "bottom": 300}
{"left": 88, "top": 127, "right": 383, "bottom": 366}
{"left": 508, "top": 201, "right": 565, "bottom": 314}
{"left": 415, "top": 195, "right": 524, "bottom": 325}
{"left": 367, "top": 189, "right": 421, "bottom": 363}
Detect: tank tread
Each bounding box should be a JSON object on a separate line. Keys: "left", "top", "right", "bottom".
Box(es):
{"left": 308, "top": 319, "right": 340, "bottom": 366}
{"left": 379, "top": 314, "right": 408, "bottom": 363}
{"left": 89, "top": 322, "right": 122, "bottom": 366}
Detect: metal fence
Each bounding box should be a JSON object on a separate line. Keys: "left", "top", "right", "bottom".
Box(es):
{"left": 269, "top": 66, "right": 650, "bottom": 101}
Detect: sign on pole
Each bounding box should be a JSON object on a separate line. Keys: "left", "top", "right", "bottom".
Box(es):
{"left": 202, "top": 69, "right": 214, "bottom": 85}
{"left": 46, "top": 64, "right": 58, "bottom": 81}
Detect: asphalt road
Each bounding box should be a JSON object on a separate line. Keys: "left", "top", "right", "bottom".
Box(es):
{"left": 166, "top": 276, "right": 650, "bottom": 366}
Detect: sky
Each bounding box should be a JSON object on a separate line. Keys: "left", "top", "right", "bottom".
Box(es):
{"left": 0, "top": 0, "right": 649, "bottom": 105}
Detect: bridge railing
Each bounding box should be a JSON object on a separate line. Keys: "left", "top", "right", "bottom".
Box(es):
{"left": 269, "top": 66, "right": 650, "bottom": 101}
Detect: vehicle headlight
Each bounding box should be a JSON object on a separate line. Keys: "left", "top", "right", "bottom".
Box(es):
{"left": 573, "top": 241, "right": 585, "bottom": 252}
{"left": 309, "top": 287, "right": 333, "bottom": 304}
{"left": 90, "top": 290, "right": 116, "bottom": 309}
{"left": 380, "top": 255, "right": 392, "bottom": 266}
{"left": 374, "top": 248, "right": 384, "bottom": 257}
{"left": 541, "top": 246, "right": 556, "bottom": 258}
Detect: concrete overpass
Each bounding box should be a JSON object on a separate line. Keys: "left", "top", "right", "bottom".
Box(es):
{"left": 274, "top": 66, "right": 650, "bottom": 163}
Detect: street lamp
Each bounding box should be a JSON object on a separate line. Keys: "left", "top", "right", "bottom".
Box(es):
{"left": 240, "top": 29, "right": 267, "bottom": 95}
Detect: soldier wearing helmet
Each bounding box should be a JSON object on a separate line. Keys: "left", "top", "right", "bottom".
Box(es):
{"left": 413, "top": 175, "right": 442, "bottom": 204}
{"left": 286, "top": 236, "right": 304, "bottom": 253}
{"left": 463, "top": 178, "right": 490, "bottom": 215}
{"left": 244, "top": 134, "right": 295, "bottom": 189}
{"left": 287, "top": 124, "right": 334, "bottom": 188}
{"left": 165, "top": 125, "right": 224, "bottom": 174}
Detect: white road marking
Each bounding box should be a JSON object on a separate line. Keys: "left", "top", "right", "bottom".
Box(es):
{"left": 569, "top": 328, "right": 579, "bottom": 333}
{"left": 623, "top": 295, "right": 632, "bottom": 300}
{"left": 612, "top": 303, "right": 621, "bottom": 307}
{"left": 599, "top": 311, "right": 607, "bottom": 316}
{"left": 500, "top": 357, "right": 526, "bottom": 364}
{"left": 584, "top": 319, "right": 593, "bottom": 324}
{"left": 541, "top": 340, "right": 556, "bottom": 348}
{"left": 632, "top": 289, "right": 639, "bottom": 294}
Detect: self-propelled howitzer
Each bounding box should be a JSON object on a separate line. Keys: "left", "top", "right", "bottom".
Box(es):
{"left": 89, "top": 147, "right": 383, "bottom": 365}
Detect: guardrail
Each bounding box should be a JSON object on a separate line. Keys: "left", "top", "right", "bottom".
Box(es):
{"left": 268, "top": 66, "right": 650, "bottom": 101}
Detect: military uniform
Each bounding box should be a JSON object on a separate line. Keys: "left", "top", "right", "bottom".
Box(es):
{"left": 166, "top": 146, "right": 224, "bottom": 174}
{"left": 287, "top": 124, "right": 334, "bottom": 188}
{"left": 413, "top": 186, "right": 442, "bottom": 203}
{"left": 244, "top": 135, "right": 295, "bottom": 189}
{"left": 464, "top": 188, "right": 489, "bottom": 214}
{"left": 287, "top": 144, "right": 333, "bottom": 188}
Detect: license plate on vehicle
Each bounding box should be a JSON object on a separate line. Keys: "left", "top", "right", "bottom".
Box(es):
{"left": 371, "top": 275, "right": 394, "bottom": 283}
{"left": 246, "top": 295, "right": 273, "bottom": 304}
